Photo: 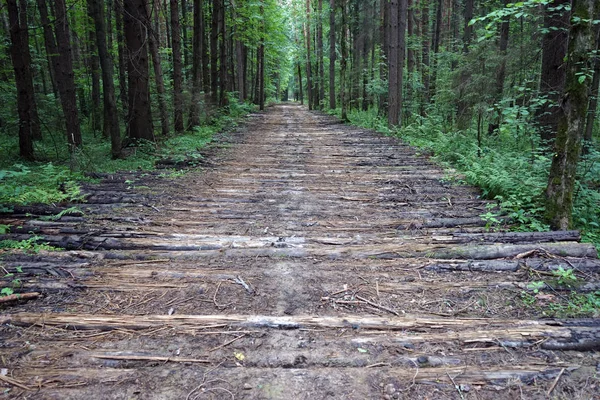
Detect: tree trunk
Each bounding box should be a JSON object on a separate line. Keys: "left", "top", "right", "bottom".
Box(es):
{"left": 584, "top": 35, "right": 600, "bottom": 147}
{"left": 258, "top": 3, "right": 265, "bottom": 111}
{"left": 87, "top": 2, "right": 101, "bottom": 135}
{"left": 218, "top": 1, "right": 227, "bottom": 106}
{"left": 54, "top": 0, "right": 82, "bottom": 149}
{"left": 115, "top": 1, "right": 128, "bottom": 115}
{"left": 171, "top": 0, "right": 185, "bottom": 132}
{"left": 420, "top": 0, "right": 430, "bottom": 113}
{"left": 149, "top": 4, "right": 170, "bottom": 137}
{"left": 189, "top": 0, "right": 204, "bottom": 128}
{"left": 36, "top": 0, "right": 59, "bottom": 99}
{"left": 210, "top": 0, "right": 219, "bottom": 101}
{"left": 407, "top": 0, "right": 415, "bottom": 74}
{"left": 232, "top": 0, "right": 245, "bottom": 103}
{"left": 583, "top": 8, "right": 600, "bottom": 150}
{"left": 124, "top": 0, "right": 154, "bottom": 141}
{"left": 329, "top": 0, "right": 336, "bottom": 109}
{"left": 305, "top": 0, "right": 313, "bottom": 110}
{"left": 88, "top": 0, "right": 122, "bottom": 159}
{"left": 317, "top": 0, "right": 324, "bottom": 110}
{"left": 455, "top": 0, "right": 474, "bottom": 130}
{"left": 428, "top": 0, "right": 442, "bottom": 101}
{"left": 545, "top": 0, "right": 597, "bottom": 230}
{"left": 380, "top": 0, "right": 389, "bottom": 115}
{"left": 7, "top": 0, "right": 35, "bottom": 160}
{"left": 340, "top": 0, "right": 348, "bottom": 121}
{"left": 181, "top": 0, "right": 190, "bottom": 81}
{"left": 388, "top": 0, "right": 399, "bottom": 126}
{"left": 297, "top": 62, "right": 304, "bottom": 105}
{"left": 488, "top": 0, "right": 510, "bottom": 135}
{"left": 536, "top": 0, "right": 570, "bottom": 143}
{"left": 16, "top": 0, "right": 41, "bottom": 142}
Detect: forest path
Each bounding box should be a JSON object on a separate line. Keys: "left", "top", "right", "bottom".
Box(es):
{"left": 1, "top": 104, "right": 600, "bottom": 399}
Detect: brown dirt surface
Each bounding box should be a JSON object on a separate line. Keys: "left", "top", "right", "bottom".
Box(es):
{"left": 1, "top": 104, "right": 600, "bottom": 399}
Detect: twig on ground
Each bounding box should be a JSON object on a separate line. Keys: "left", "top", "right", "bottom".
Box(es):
{"left": 209, "top": 334, "right": 246, "bottom": 352}
{"left": 234, "top": 276, "right": 254, "bottom": 294}
{"left": 213, "top": 281, "right": 233, "bottom": 308}
{"left": 547, "top": 368, "right": 565, "bottom": 396}
{"left": 0, "top": 374, "right": 33, "bottom": 391}
{"left": 355, "top": 295, "right": 399, "bottom": 316}
{"left": 90, "top": 354, "right": 210, "bottom": 364}
{"left": 446, "top": 371, "right": 465, "bottom": 400}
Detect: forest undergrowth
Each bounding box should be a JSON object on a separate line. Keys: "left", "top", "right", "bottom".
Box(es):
{"left": 337, "top": 107, "right": 600, "bottom": 249}
{"left": 0, "top": 99, "right": 254, "bottom": 210}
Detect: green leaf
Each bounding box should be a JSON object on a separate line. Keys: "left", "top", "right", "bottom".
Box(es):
{"left": 578, "top": 75, "right": 586, "bottom": 84}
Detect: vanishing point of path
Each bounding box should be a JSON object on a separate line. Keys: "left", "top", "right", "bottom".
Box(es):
{"left": 1, "top": 104, "right": 600, "bottom": 399}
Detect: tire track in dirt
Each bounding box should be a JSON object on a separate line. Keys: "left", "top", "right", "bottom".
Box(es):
{"left": 1, "top": 104, "right": 600, "bottom": 399}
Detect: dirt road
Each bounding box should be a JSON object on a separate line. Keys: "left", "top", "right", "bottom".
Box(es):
{"left": 1, "top": 104, "right": 600, "bottom": 399}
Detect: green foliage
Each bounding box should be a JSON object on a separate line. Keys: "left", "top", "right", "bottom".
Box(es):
{"left": 1, "top": 265, "right": 24, "bottom": 297}
{"left": 38, "top": 206, "right": 83, "bottom": 221}
{"left": 0, "top": 235, "right": 58, "bottom": 253}
{"left": 521, "top": 268, "right": 599, "bottom": 317}
{"left": 0, "top": 163, "right": 83, "bottom": 206}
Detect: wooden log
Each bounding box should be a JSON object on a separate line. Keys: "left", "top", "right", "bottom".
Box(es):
{"left": 425, "top": 231, "right": 581, "bottom": 244}
{"left": 0, "top": 292, "right": 40, "bottom": 303}
{"left": 0, "top": 312, "right": 589, "bottom": 333}
{"left": 425, "top": 258, "right": 600, "bottom": 272}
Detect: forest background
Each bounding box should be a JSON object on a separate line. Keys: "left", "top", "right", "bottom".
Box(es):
{"left": 0, "top": 0, "right": 599, "bottom": 250}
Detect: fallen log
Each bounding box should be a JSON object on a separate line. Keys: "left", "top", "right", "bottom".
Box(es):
{"left": 425, "top": 231, "right": 581, "bottom": 244}
{"left": 0, "top": 292, "right": 40, "bottom": 304}
{"left": 425, "top": 258, "right": 600, "bottom": 272}
{"left": 0, "top": 312, "right": 588, "bottom": 332}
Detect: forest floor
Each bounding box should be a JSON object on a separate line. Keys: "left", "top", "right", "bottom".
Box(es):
{"left": 1, "top": 104, "right": 600, "bottom": 399}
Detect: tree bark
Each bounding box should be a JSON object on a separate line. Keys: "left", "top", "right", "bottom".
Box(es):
{"left": 54, "top": 0, "right": 82, "bottom": 149}
{"left": 210, "top": 0, "right": 219, "bottom": 102}
{"left": 305, "top": 0, "right": 313, "bottom": 110}
{"left": 488, "top": 0, "right": 510, "bottom": 135}
{"left": 124, "top": 0, "right": 154, "bottom": 141}
{"left": 115, "top": 1, "right": 128, "bottom": 115}
{"left": 181, "top": 0, "right": 189, "bottom": 81}
{"left": 329, "top": 0, "right": 336, "bottom": 109}
{"left": 583, "top": 14, "right": 600, "bottom": 148}
{"left": 420, "top": 0, "right": 430, "bottom": 113}
{"left": 87, "top": 2, "right": 101, "bottom": 135}
{"left": 428, "top": 0, "right": 442, "bottom": 101}
{"left": 189, "top": 0, "right": 204, "bottom": 128}
{"left": 297, "top": 62, "right": 304, "bottom": 105}
{"left": 171, "top": 0, "right": 185, "bottom": 132}
{"left": 149, "top": 4, "right": 170, "bottom": 137}
{"left": 545, "top": 0, "right": 597, "bottom": 230}
{"left": 232, "top": 0, "right": 245, "bottom": 103}
{"left": 455, "top": 0, "right": 474, "bottom": 130}
{"left": 218, "top": 0, "right": 227, "bottom": 106}
{"left": 88, "top": 0, "right": 122, "bottom": 159}
{"left": 258, "top": 3, "right": 265, "bottom": 110}
{"left": 340, "top": 0, "right": 348, "bottom": 121}
{"left": 7, "top": 0, "right": 35, "bottom": 160}
{"left": 388, "top": 0, "right": 399, "bottom": 126}
{"left": 317, "top": 0, "right": 324, "bottom": 110}
{"left": 36, "top": 0, "right": 59, "bottom": 99}
{"left": 536, "top": 0, "right": 570, "bottom": 143}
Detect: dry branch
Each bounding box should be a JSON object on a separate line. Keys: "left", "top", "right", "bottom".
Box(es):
{"left": 0, "top": 292, "right": 40, "bottom": 304}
